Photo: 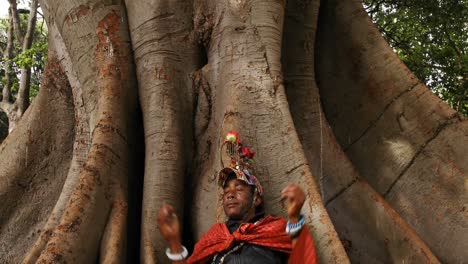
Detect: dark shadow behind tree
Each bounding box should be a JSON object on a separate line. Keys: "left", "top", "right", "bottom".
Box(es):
{"left": 0, "top": 111, "right": 8, "bottom": 141}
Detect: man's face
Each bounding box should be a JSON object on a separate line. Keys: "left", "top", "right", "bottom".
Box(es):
{"left": 222, "top": 178, "right": 255, "bottom": 220}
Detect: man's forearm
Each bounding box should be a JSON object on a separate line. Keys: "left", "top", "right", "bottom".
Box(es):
{"left": 168, "top": 240, "right": 187, "bottom": 264}
{"left": 288, "top": 215, "right": 302, "bottom": 248}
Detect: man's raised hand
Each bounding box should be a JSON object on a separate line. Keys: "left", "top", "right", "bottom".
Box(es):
{"left": 280, "top": 184, "right": 306, "bottom": 224}
{"left": 157, "top": 203, "right": 182, "bottom": 251}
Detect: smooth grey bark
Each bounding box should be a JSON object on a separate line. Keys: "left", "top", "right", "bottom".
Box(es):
{"left": 283, "top": 0, "right": 439, "bottom": 263}
{"left": 22, "top": 20, "right": 92, "bottom": 264}
{"left": 0, "top": 42, "right": 75, "bottom": 263}
{"left": 23, "top": 0, "right": 137, "bottom": 262}
{"left": 124, "top": 0, "right": 201, "bottom": 261}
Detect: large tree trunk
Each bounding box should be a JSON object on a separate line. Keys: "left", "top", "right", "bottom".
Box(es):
{"left": 0, "top": 0, "right": 465, "bottom": 263}
{"left": 0, "top": 38, "right": 75, "bottom": 263}
{"left": 315, "top": 1, "right": 467, "bottom": 262}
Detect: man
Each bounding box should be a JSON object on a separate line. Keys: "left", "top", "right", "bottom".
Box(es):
{"left": 158, "top": 132, "right": 317, "bottom": 263}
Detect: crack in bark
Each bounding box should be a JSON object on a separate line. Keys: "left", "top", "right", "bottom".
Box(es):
{"left": 261, "top": 50, "right": 282, "bottom": 96}
{"left": 285, "top": 163, "right": 306, "bottom": 175}
{"left": 132, "top": 12, "right": 175, "bottom": 33}
{"left": 93, "top": 143, "right": 122, "bottom": 160}
{"left": 223, "top": 111, "right": 241, "bottom": 120}
{"left": 344, "top": 82, "right": 420, "bottom": 151}
{"left": 133, "top": 28, "right": 189, "bottom": 52}
{"left": 325, "top": 178, "right": 358, "bottom": 206}
{"left": 383, "top": 115, "right": 461, "bottom": 198}
{"left": 192, "top": 68, "right": 212, "bottom": 138}
{"left": 94, "top": 123, "right": 126, "bottom": 142}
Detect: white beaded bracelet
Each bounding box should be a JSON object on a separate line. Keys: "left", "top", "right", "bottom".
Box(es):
{"left": 286, "top": 215, "right": 305, "bottom": 238}
{"left": 166, "top": 245, "right": 188, "bottom": 261}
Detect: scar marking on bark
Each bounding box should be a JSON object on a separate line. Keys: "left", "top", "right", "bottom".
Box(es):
{"left": 134, "top": 28, "right": 189, "bottom": 52}
{"left": 64, "top": 5, "right": 90, "bottom": 26}
{"left": 224, "top": 111, "right": 241, "bottom": 120}
{"left": 235, "top": 25, "right": 246, "bottom": 31}
{"left": 192, "top": 69, "right": 213, "bottom": 136}
{"left": 93, "top": 143, "right": 121, "bottom": 160}
{"left": 132, "top": 12, "right": 175, "bottom": 32}
{"left": 194, "top": 9, "right": 216, "bottom": 46}
{"left": 262, "top": 50, "right": 282, "bottom": 96}
{"left": 396, "top": 112, "right": 407, "bottom": 132}
{"left": 16, "top": 182, "right": 27, "bottom": 189}
{"left": 303, "top": 32, "right": 314, "bottom": 53}
{"left": 94, "top": 123, "right": 126, "bottom": 142}
{"left": 51, "top": 253, "right": 66, "bottom": 264}
{"left": 344, "top": 82, "right": 420, "bottom": 151}
{"left": 82, "top": 164, "right": 103, "bottom": 186}
{"left": 154, "top": 66, "right": 171, "bottom": 80}
{"left": 64, "top": 217, "right": 81, "bottom": 233}
{"left": 263, "top": 51, "right": 271, "bottom": 75}
{"left": 325, "top": 178, "right": 358, "bottom": 206}
{"left": 286, "top": 163, "right": 306, "bottom": 174}
{"left": 383, "top": 115, "right": 461, "bottom": 198}
{"left": 96, "top": 11, "right": 123, "bottom": 71}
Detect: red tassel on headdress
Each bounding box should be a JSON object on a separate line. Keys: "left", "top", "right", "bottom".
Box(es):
{"left": 241, "top": 147, "right": 255, "bottom": 159}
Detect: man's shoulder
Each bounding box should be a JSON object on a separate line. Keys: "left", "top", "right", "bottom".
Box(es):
{"left": 259, "top": 214, "right": 287, "bottom": 224}
{"left": 200, "top": 222, "right": 228, "bottom": 238}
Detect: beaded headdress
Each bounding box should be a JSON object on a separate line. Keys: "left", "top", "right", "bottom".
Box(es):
{"left": 218, "top": 131, "right": 264, "bottom": 196}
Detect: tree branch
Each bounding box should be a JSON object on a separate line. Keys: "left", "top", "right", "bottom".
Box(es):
{"left": 419, "top": 61, "right": 450, "bottom": 71}
{"left": 365, "top": 0, "right": 386, "bottom": 18}
{"left": 8, "top": 0, "right": 24, "bottom": 44}
{"left": 16, "top": 0, "right": 39, "bottom": 115}
{"left": 455, "top": 82, "right": 467, "bottom": 113}
{"left": 442, "top": 22, "right": 465, "bottom": 77}
{"left": 378, "top": 25, "right": 407, "bottom": 49}
{"left": 2, "top": 9, "right": 15, "bottom": 103}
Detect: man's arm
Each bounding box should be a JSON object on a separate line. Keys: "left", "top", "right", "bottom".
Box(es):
{"left": 157, "top": 203, "right": 187, "bottom": 264}
{"left": 280, "top": 184, "right": 306, "bottom": 248}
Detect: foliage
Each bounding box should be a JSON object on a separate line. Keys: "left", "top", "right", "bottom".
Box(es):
{"left": 363, "top": 0, "right": 468, "bottom": 116}
{"left": 0, "top": 8, "right": 47, "bottom": 102}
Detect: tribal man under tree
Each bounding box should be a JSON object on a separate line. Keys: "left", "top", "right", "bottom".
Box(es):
{"left": 158, "top": 132, "right": 318, "bottom": 263}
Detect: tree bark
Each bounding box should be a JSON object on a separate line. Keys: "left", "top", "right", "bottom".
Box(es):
{"left": 0, "top": 0, "right": 465, "bottom": 263}
{"left": 124, "top": 0, "right": 201, "bottom": 261}
{"left": 0, "top": 37, "right": 75, "bottom": 263}
{"left": 316, "top": 0, "right": 467, "bottom": 262}
{"left": 284, "top": 0, "right": 438, "bottom": 263}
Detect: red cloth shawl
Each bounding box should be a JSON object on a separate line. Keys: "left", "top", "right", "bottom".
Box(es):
{"left": 187, "top": 215, "right": 317, "bottom": 264}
